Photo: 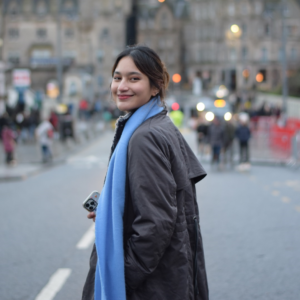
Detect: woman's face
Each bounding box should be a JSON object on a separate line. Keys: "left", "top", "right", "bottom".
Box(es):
{"left": 111, "top": 56, "right": 158, "bottom": 112}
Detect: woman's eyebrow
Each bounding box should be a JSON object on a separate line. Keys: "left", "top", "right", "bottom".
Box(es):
{"left": 114, "top": 71, "right": 142, "bottom": 76}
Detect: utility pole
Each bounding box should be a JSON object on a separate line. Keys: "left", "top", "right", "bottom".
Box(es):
{"left": 0, "top": 1, "right": 6, "bottom": 99}
{"left": 281, "top": 0, "right": 288, "bottom": 125}
{"left": 56, "top": 0, "right": 63, "bottom": 103}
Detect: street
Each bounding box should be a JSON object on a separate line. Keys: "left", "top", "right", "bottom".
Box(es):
{"left": 1, "top": 131, "right": 300, "bottom": 300}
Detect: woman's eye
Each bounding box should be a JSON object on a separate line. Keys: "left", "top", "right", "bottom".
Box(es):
{"left": 113, "top": 77, "right": 121, "bottom": 80}
{"left": 131, "top": 77, "right": 140, "bottom": 81}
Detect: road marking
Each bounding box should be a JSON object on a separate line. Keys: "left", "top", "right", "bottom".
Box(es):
{"left": 76, "top": 224, "right": 95, "bottom": 249}
{"left": 35, "top": 268, "right": 71, "bottom": 300}
{"left": 281, "top": 197, "right": 291, "bottom": 203}
{"left": 272, "top": 190, "right": 280, "bottom": 197}
{"left": 296, "top": 206, "right": 300, "bottom": 213}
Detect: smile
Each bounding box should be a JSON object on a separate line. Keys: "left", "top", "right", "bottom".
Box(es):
{"left": 117, "top": 95, "right": 133, "bottom": 100}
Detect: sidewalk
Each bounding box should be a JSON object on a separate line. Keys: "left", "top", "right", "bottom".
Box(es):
{"left": 1, "top": 126, "right": 294, "bottom": 182}
{"left": 181, "top": 128, "right": 293, "bottom": 167}
{"left": 0, "top": 122, "right": 113, "bottom": 181}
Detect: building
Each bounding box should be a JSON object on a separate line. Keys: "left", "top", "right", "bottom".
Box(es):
{"left": 184, "top": 0, "right": 300, "bottom": 95}
{"left": 1, "top": 0, "right": 300, "bottom": 102}
{"left": 2, "top": 0, "right": 132, "bottom": 101}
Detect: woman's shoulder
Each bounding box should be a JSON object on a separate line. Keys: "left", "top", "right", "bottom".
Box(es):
{"left": 131, "top": 112, "right": 174, "bottom": 143}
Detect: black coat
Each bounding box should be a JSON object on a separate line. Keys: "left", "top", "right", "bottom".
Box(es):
{"left": 82, "top": 111, "right": 209, "bottom": 300}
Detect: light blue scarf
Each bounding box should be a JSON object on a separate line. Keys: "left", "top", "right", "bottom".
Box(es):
{"left": 94, "top": 97, "right": 164, "bottom": 299}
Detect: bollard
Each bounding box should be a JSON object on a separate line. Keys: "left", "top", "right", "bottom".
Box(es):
{"left": 290, "top": 130, "right": 300, "bottom": 169}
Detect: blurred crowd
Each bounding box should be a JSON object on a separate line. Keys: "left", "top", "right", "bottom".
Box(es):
{"left": 191, "top": 112, "right": 252, "bottom": 171}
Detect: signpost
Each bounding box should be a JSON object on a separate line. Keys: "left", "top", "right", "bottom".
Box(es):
{"left": 12, "top": 69, "right": 31, "bottom": 88}
{"left": 0, "top": 62, "right": 5, "bottom": 97}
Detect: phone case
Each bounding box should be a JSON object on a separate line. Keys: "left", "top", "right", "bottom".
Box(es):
{"left": 83, "top": 190, "right": 100, "bottom": 212}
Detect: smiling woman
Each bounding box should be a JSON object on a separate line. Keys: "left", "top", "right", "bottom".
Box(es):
{"left": 111, "top": 56, "right": 159, "bottom": 112}
{"left": 81, "top": 45, "right": 209, "bottom": 300}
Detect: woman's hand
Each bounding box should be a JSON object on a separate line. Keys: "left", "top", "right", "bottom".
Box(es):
{"left": 87, "top": 212, "right": 96, "bottom": 222}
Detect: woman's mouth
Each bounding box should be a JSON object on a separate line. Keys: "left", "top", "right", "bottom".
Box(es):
{"left": 118, "top": 95, "right": 133, "bottom": 100}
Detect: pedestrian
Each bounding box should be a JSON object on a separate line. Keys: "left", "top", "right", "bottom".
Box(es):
{"left": 35, "top": 118, "right": 54, "bottom": 163}
{"left": 82, "top": 45, "right": 209, "bottom": 300}
{"left": 1, "top": 120, "right": 16, "bottom": 165}
{"left": 196, "top": 116, "right": 208, "bottom": 156}
{"left": 223, "top": 119, "right": 236, "bottom": 167}
{"left": 207, "top": 116, "right": 224, "bottom": 167}
{"left": 236, "top": 114, "right": 251, "bottom": 165}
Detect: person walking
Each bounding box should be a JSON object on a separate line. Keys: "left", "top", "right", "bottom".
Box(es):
{"left": 223, "top": 119, "right": 236, "bottom": 167}
{"left": 236, "top": 116, "right": 251, "bottom": 165}
{"left": 35, "top": 118, "right": 54, "bottom": 163}
{"left": 207, "top": 116, "right": 224, "bottom": 167}
{"left": 196, "top": 117, "right": 208, "bottom": 156}
{"left": 82, "top": 46, "right": 209, "bottom": 300}
{"left": 1, "top": 120, "right": 16, "bottom": 165}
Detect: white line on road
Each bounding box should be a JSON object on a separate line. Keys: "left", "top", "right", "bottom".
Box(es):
{"left": 35, "top": 268, "right": 71, "bottom": 300}
{"left": 76, "top": 224, "right": 95, "bottom": 249}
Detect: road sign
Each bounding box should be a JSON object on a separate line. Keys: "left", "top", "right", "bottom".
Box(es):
{"left": 12, "top": 69, "right": 31, "bottom": 88}
{"left": 0, "top": 62, "right": 5, "bottom": 96}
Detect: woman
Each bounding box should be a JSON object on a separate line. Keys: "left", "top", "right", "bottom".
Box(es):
{"left": 82, "top": 46, "right": 209, "bottom": 300}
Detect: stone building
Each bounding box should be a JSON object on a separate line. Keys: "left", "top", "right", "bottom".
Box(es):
{"left": 2, "top": 0, "right": 131, "bottom": 99}
{"left": 1, "top": 0, "right": 300, "bottom": 100}
{"left": 184, "top": 0, "right": 300, "bottom": 94}
{"left": 137, "top": 0, "right": 188, "bottom": 80}
{"left": 137, "top": 0, "right": 300, "bottom": 95}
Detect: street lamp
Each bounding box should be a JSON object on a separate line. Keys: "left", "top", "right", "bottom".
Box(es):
{"left": 158, "top": 0, "right": 165, "bottom": 2}
{"left": 230, "top": 24, "right": 240, "bottom": 33}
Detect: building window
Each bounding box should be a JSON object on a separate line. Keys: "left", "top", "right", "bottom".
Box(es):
{"left": 195, "top": 5, "right": 201, "bottom": 21}
{"left": 161, "top": 13, "right": 169, "bottom": 29}
{"left": 8, "top": 52, "right": 20, "bottom": 65}
{"left": 291, "top": 48, "right": 297, "bottom": 60}
{"left": 278, "top": 48, "right": 283, "bottom": 61}
{"left": 242, "top": 46, "right": 248, "bottom": 60}
{"left": 100, "top": 28, "right": 109, "bottom": 41}
{"left": 286, "top": 25, "right": 297, "bottom": 36}
{"left": 230, "top": 48, "right": 236, "bottom": 61}
{"left": 228, "top": 3, "right": 235, "bottom": 16}
{"left": 242, "top": 24, "right": 247, "bottom": 37}
{"left": 5, "top": 0, "right": 21, "bottom": 15}
{"left": 265, "top": 24, "right": 270, "bottom": 36}
{"left": 31, "top": 49, "right": 51, "bottom": 58}
{"left": 97, "top": 50, "right": 105, "bottom": 63}
{"left": 61, "top": 0, "right": 78, "bottom": 15}
{"left": 37, "top": 28, "right": 47, "bottom": 39}
{"left": 258, "top": 69, "right": 267, "bottom": 82}
{"left": 34, "top": 0, "right": 49, "bottom": 15}
{"left": 65, "top": 28, "right": 75, "bottom": 39}
{"left": 255, "top": 2, "right": 262, "bottom": 15}
{"left": 8, "top": 28, "right": 19, "bottom": 39}
{"left": 261, "top": 48, "right": 268, "bottom": 61}
{"left": 241, "top": 4, "right": 249, "bottom": 15}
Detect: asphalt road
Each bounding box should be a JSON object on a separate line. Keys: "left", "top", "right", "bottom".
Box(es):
{"left": 0, "top": 130, "right": 299, "bottom": 300}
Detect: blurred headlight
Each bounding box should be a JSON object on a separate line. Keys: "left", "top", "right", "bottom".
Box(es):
{"left": 197, "top": 102, "right": 205, "bottom": 112}
{"left": 205, "top": 112, "right": 215, "bottom": 122}
{"left": 224, "top": 112, "right": 232, "bottom": 121}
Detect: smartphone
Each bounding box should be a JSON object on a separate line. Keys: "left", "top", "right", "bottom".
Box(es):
{"left": 83, "top": 191, "right": 100, "bottom": 212}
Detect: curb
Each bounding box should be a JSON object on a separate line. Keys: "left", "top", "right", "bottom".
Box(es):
{"left": 0, "top": 130, "right": 113, "bottom": 182}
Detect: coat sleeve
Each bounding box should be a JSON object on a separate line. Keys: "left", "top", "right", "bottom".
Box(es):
{"left": 125, "top": 130, "right": 177, "bottom": 292}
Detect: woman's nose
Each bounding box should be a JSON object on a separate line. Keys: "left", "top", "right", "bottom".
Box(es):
{"left": 118, "top": 79, "right": 129, "bottom": 92}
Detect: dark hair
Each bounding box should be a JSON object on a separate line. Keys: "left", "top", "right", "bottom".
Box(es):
{"left": 111, "top": 45, "right": 170, "bottom": 102}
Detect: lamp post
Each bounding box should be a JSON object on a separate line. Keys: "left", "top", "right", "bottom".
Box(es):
{"left": 281, "top": 0, "right": 288, "bottom": 125}
{"left": 56, "top": 0, "right": 63, "bottom": 103}
{"left": 0, "top": 1, "right": 5, "bottom": 99}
